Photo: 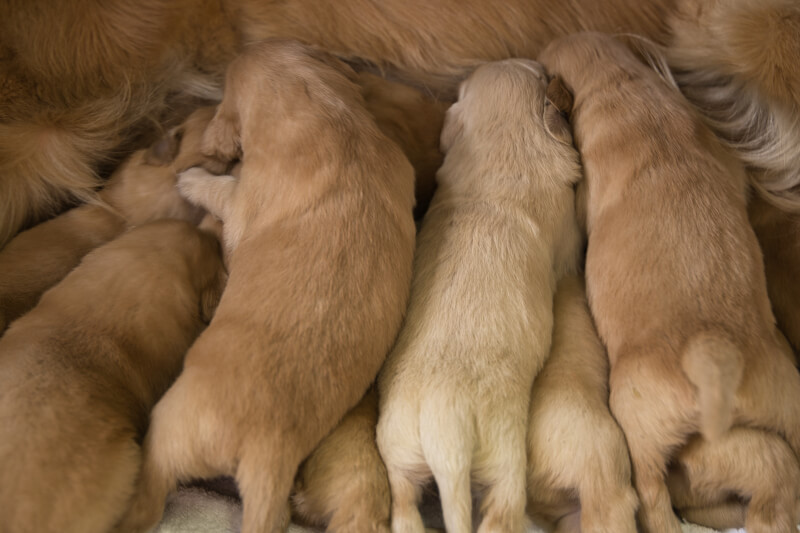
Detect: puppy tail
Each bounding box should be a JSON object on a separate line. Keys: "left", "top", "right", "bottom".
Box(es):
{"left": 681, "top": 333, "right": 744, "bottom": 441}
{"left": 420, "top": 401, "right": 474, "bottom": 533}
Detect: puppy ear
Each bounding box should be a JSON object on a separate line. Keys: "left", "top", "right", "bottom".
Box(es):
{"left": 544, "top": 76, "right": 574, "bottom": 146}
{"left": 145, "top": 127, "right": 183, "bottom": 166}
{"left": 202, "top": 107, "right": 241, "bottom": 162}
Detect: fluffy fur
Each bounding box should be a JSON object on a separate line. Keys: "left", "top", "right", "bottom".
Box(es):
{"left": 292, "top": 386, "right": 391, "bottom": 533}
{"left": 0, "top": 106, "right": 216, "bottom": 333}
{"left": 5, "top": 0, "right": 800, "bottom": 247}
{"left": 539, "top": 31, "right": 800, "bottom": 533}
{"left": 112, "top": 40, "right": 416, "bottom": 533}
{"left": 667, "top": 427, "right": 800, "bottom": 533}
{"left": 526, "top": 275, "right": 638, "bottom": 533}
{"left": 668, "top": 0, "right": 800, "bottom": 211}
{"left": 0, "top": 220, "right": 226, "bottom": 533}
{"left": 376, "top": 59, "right": 582, "bottom": 533}
{"left": 748, "top": 194, "right": 800, "bottom": 355}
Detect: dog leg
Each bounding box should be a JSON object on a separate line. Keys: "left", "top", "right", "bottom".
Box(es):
{"left": 177, "top": 168, "right": 236, "bottom": 222}
{"left": 237, "top": 442, "right": 297, "bottom": 533}
{"left": 475, "top": 427, "right": 527, "bottom": 533}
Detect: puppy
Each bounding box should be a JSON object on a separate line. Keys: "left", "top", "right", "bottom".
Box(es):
{"left": 0, "top": 106, "right": 216, "bottom": 334}
{"left": 113, "top": 40, "right": 416, "bottom": 533}
{"left": 667, "top": 427, "right": 800, "bottom": 533}
{"left": 526, "top": 275, "right": 638, "bottom": 533}
{"left": 357, "top": 72, "right": 448, "bottom": 219}
{"left": 0, "top": 219, "right": 226, "bottom": 533}
{"left": 292, "top": 386, "right": 391, "bottom": 533}
{"left": 748, "top": 194, "right": 800, "bottom": 356}
{"left": 539, "top": 31, "right": 800, "bottom": 533}
{"left": 376, "top": 59, "right": 581, "bottom": 533}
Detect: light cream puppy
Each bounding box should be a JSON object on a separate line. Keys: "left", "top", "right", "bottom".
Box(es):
{"left": 526, "top": 275, "right": 638, "bottom": 533}
{"left": 0, "top": 106, "right": 216, "bottom": 333}
{"left": 377, "top": 59, "right": 581, "bottom": 533}
{"left": 0, "top": 220, "right": 226, "bottom": 533}
{"left": 667, "top": 426, "right": 800, "bottom": 533}
{"left": 539, "top": 31, "right": 800, "bottom": 533}
{"left": 113, "top": 40, "right": 416, "bottom": 533}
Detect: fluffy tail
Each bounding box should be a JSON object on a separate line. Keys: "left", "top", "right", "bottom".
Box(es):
{"left": 681, "top": 333, "right": 744, "bottom": 441}
{"left": 420, "top": 400, "right": 474, "bottom": 533}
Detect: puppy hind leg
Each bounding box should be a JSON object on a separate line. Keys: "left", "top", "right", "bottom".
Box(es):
{"left": 237, "top": 441, "right": 301, "bottom": 533}
{"left": 474, "top": 429, "right": 527, "bottom": 533}
{"left": 386, "top": 467, "right": 427, "bottom": 533}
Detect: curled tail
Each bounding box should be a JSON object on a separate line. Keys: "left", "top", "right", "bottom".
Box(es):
{"left": 681, "top": 333, "right": 744, "bottom": 441}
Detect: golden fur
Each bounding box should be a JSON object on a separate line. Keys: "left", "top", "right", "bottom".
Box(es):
{"left": 526, "top": 275, "right": 638, "bottom": 533}
{"left": 0, "top": 106, "right": 216, "bottom": 333}
{"left": 377, "top": 59, "right": 582, "bottom": 533}
{"left": 748, "top": 194, "right": 800, "bottom": 355}
{"left": 667, "top": 427, "right": 800, "bottom": 533}
{"left": 292, "top": 386, "right": 391, "bottom": 533}
{"left": 0, "top": 220, "right": 225, "bottom": 533}
{"left": 668, "top": 0, "right": 800, "bottom": 211}
{"left": 539, "top": 31, "right": 800, "bottom": 533}
{"left": 113, "top": 40, "right": 416, "bottom": 533}
{"left": 357, "top": 72, "right": 447, "bottom": 219}
{"left": 4, "top": 0, "right": 800, "bottom": 246}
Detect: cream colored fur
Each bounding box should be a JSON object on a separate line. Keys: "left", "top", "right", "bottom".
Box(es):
{"left": 0, "top": 106, "right": 215, "bottom": 333}
{"left": 526, "top": 275, "right": 638, "bottom": 533}
{"left": 539, "top": 31, "right": 800, "bottom": 533}
{"left": 112, "top": 40, "right": 416, "bottom": 533}
{"left": 0, "top": 220, "right": 226, "bottom": 533}
{"left": 376, "top": 59, "right": 582, "bottom": 533}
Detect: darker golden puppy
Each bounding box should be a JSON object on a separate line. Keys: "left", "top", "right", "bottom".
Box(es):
{"left": 539, "top": 31, "right": 800, "bottom": 533}
{"left": 667, "top": 427, "right": 800, "bottom": 533}
{"left": 0, "top": 220, "right": 226, "bottom": 533}
{"left": 114, "top": 40, "right": 416, "bottom": 533}
{"left": 0, "top": 106, "right": 216, "bottom": 333}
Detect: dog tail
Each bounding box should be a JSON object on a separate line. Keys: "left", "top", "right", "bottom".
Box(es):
{"left": 681, "top": 332, "right": 744, "bottom": 441}
{"left": 420, "top": 396, "right": 474, "bottom": 533}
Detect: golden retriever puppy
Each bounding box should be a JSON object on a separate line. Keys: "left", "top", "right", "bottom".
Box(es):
{"left": 376, "top": 59, "right": 581, "bottom": 533}
{"left": 0, "top": 106, "right": 216, "bottom": 333}
{"left": 357, "top": 72, "right": 448, "bottom": 219}
{"left": 113, "top": 40, "right": 416, "bottom": 533}
{"left": 668, "top": 0, "right": 800, "bottom": 211}
{"left": 526, "top": 275, "right": 638, "bottom": 533}
{"left": 667, "top": 427, "right": 800, "bottom": 533}
{"left": 748, "top": 195, "right": 800, "bottom": 355}
{"left": 539, "top": 31, "right": 800, "bottom": 533}
{"left": 0, "top": 219, "right": 226, "bottom": 533}
{"left": 292, "top": 386, "right": 391, "bottom": 533}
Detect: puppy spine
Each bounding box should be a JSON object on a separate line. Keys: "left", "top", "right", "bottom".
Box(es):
{"left": 681, "top": 333, "right": 744, "bottom": 441}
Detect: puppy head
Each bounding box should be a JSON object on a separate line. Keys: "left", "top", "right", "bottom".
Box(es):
{"left": 102, "top": 107, "right": 223, "bottom": 227}
{"left": 439, "top": 59, "right": 578, "bottom": 189}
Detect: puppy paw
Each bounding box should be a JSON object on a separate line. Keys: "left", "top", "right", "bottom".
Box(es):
{"left": 176, "top": 167, "right": 216, "bottom": 201}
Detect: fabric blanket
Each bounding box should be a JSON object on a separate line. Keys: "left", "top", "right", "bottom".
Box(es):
{"left": 153, "top": 485, "right": 794, "bottom": 533}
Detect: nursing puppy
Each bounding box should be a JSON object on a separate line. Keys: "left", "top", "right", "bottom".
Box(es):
{"left": 0, "top": 220, "right": 226, "bottom": 533}
{"left": 357, "top": 72, "right": 448, "bottom": 219}
{"left": 377, "top": 59, "right": 581, "bottom": 533}
{"left": 0, "top": 106, "right": 215, "bottom": 333}
{"left": 748, "top": 195, "right": 800, "bottom": 355}
{"left": 292, "top": 386, "right": 391, "bottom": 533}
{"left": 539, "top": 31, "right": 800, "bottom": 533}
{"left": 113, "top": 40, "right": 416, "bottom": 533}
{"left": 526, "top": 275, "right": 638, "bottom": 533}
{"left": 667, "top": 427, "right": 800, "bottom": 532}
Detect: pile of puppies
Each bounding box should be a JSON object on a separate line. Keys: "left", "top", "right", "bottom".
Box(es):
{"left": 1, "top": 6, "right": 800, "bottom": 533}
